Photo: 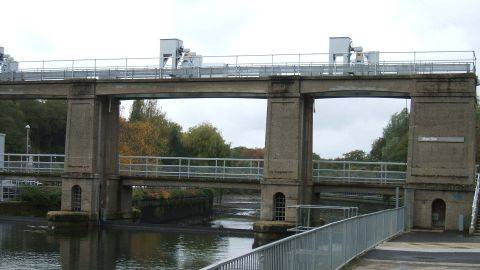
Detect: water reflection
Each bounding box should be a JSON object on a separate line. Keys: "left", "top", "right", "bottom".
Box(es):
{"left": 0, "top": 223, "right": 253, "bottom": 270}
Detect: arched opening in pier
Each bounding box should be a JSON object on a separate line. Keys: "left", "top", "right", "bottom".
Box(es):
{"left": 431, "top": 198, "right": 446, "bottom": 229}
{"left": 273, "top": 192, "right": 286, "bottom": 221}
{"left": 71, "top": 185, "right": 82, "bottom": 211}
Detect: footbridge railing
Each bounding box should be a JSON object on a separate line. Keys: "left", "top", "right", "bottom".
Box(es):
{"left": 119, "top": 156, "right": 264, "bottom": 180}
{"left": 201, "top": 207, "right": 405, "bottom": 270}
{"left": 1, "top": 154, "right": 65, "bottom": 174}
{"left": 314, "top": 160, "right": 407, "bottom": 185}
{"left": 1, "top": 154, "right": 407, "bottom": 185}
{"left": 1, "top": 51, "right": 475, "bottom": 82}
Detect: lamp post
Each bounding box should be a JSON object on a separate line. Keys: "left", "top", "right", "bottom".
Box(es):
{"left": 25, "top": 125, "right": 30, "bottom": 155}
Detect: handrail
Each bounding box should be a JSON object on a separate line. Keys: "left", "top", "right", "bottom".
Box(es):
{"left": 13, "top": 50, "right": 476, "bottom": 63}
{"left": 1, "top": 51, "right": 474, "bottom": 82}
{"left": 469, "top": 173, "right": 480, "bottom": 234}
{"left": 201, "top": 207, "right": 405, "bottom": 270}
{"left": 2, "top": 153, "right": 408, "bottom": 184}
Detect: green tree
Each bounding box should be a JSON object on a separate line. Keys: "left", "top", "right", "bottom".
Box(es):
{"left": 0, "top": 100, "right": 67, "bottom": 153}
{"left": 129, "top": 100, "right": 145, "bottom": 122}
{"left": 182, "top": 123, "right": 231, "bottom": 158}
{"left": 129, "top": 100, "right": 163, "bottom": 122}
{"left": 342, "top": 149, "right": 368, "bottom": 161}
{"left": 231, "top": 146, "right": 264, "bottom": 159}
{"left": 369, "top": 108, "right": 409, "bottom": 162}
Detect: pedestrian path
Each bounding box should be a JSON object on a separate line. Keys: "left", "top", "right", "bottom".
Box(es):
{"left": 350, "top": 231, "right": 480, "bottom": 269}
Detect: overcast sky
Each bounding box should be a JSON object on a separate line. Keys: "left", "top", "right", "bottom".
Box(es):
{"left": 2, "top": 0, "right": 478, "bottom": 158}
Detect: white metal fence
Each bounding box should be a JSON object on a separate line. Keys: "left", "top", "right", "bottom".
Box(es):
{"left": 469, "top": 173, "right": 480, "bottom": 234}
{"left": 1, "top": 154, "right": 408, "bottom": 184}
{"left": 201, "top": 207, "right": 405, "bottom": 270}
{"left": 119, "top": 156, "right": 263, "bottom": 180}
{"left": 0, "top": 51, "right": 475, "bottom": 81}
{"left": 314, "top": 160, "right": 407, "bottom": 185}
{"left": 2, "top": 154, "right": 64, "bottom": 174}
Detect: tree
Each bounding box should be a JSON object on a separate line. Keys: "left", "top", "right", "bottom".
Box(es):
{"left": 369, "top": 108, "right": 409, "bottom": 162}
{"left": 342, "top": 150, "right": 368, "bottom": 161}
{"left": 231, "top": 146, "right": 264, "bottom": 159}
{"left": 120, "top": 101, "right": 184, "bottom": 157}
{"left": 182, "top": 123, "right": 230, "bottom": 158}
{"left": 129, "top": 100, "right": 145, "bottom": 122}
{"left": 0, "top": 100, "right": 67, "bottom": 153}
{"left": 129, "top": 100, "right": 163, "bottom": 122}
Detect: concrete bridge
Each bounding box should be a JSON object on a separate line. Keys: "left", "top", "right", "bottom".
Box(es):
{"left": 0, "top": 50, "right": 477, "bottom": 231}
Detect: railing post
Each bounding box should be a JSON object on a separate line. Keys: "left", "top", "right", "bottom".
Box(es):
{"left": 257, "top": 161, "right": 261, "bottom": 180}
{"left": 145, "top": 157, "right": 148, "bottom": 177}
{"left": 125, "top": 58, "right": 128, "bottom": 79}
{"left": 178, "top": 158, "right": 182, "bottom": 179}
{"left": 395, "top": 187, "right": 400, "bottom": 208}
{"left": 348, "top": 162, "right": 351, "bottom": 182}
{"left": 329, "top": 226, "right": 333, "bottom": 269}
{"left": 71, "top": 60, "right": 75, "bottom": 78}
{"left": 413, "top": 51, "right": 416, "bottom": 73}
{"left": 94, "top": 59, "right": 97, "bottom": 78}
{"left": 249, "top": 160, "right": 253, "bottom": 179}
{"left": 223, "top": 160, "right": 226, "bottom": 179}
{"left": 384, "top": 164, "right": 388, "bottom": 184}
{"left": 187, "top": 159, "right": 190, "bottom": 179}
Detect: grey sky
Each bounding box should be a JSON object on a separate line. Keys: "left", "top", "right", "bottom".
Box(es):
{"left": 2, "top": 0, "right": 478, "bottom": 158}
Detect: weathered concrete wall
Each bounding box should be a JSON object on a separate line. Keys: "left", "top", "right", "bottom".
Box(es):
{"left": 136, "top": 196, "right": 212, "bottom": 224}
{"left": 413, "top": 189, "right": 473, "bottom": 230}
{"left": 62, "top": 82, "right": 130, "bottom": 222}
{"left": 407, "top": 75, "right": 477, "bottom": 230}
{"left": 261, "top": 78, "right": 314, "bottom": 222}
{"left": 1, "top": 74, "right": 474, "bottom": 100}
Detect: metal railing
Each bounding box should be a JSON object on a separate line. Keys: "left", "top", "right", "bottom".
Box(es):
{"left": 201, "top": 207, "right": 405, "bottom": 270}
{"left": 119, "top": 156, "right": 263, "bottom": 180}
{"left": 1, "top": 154, "right": 408, "bottom": 185}
{"left": 0, "top": 51, "right": 475, "bottom": 81}
{"left": 469, "top": 173, "right": 480, "bottom": 234}
{"left": 2, "top": 153, "right": 65, "bottom": 174}
{"left": 313, "top": 160, "right": 407, "bottom": 184}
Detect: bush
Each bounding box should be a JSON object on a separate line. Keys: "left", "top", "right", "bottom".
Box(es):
{"left": 20, "top": 186, "right": 61, "bottom": 210}
{"left": 131, "top": 207, "right": 142, "bottom": 220}
{"left": 132, "top": 187, "right": 216, "bottom": 204}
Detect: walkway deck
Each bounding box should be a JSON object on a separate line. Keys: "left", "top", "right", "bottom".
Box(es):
{"left": 350, "top": 231, "right": 480, "bottom": 269}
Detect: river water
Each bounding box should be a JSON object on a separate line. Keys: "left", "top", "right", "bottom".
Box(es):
{"left": 0, "top": 194, "right": 260, "bottom": 270}
{"left": 0, "top": 222, "right": 253, "bottom": 270}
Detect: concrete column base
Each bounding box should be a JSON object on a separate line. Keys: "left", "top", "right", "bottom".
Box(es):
{"left": 252, "top": 220, "right": 294, "bottom": 248}
{"left": 47, "top": 211, "right": 92, "bottom": 231}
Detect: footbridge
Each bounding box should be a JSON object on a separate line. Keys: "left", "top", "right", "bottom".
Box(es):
{"left": 0, "top": 40, "right": 476, "bottom": 231}
{"left": 0, "top": 154, "right": 405, "bottom": 195}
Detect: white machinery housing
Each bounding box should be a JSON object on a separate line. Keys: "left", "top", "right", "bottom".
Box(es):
{"left": 160, "top": 39, "right": 202, "bottom": 69}
{"left": 328, "top": 37, "right": 380, "bottom": 66}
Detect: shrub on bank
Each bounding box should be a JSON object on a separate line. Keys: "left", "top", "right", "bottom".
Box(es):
{"left": 20, "top": 186, "right": 61, "bottom": 210}
{"left": 132, "top": 187, "right": 216, "bottom": 205}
